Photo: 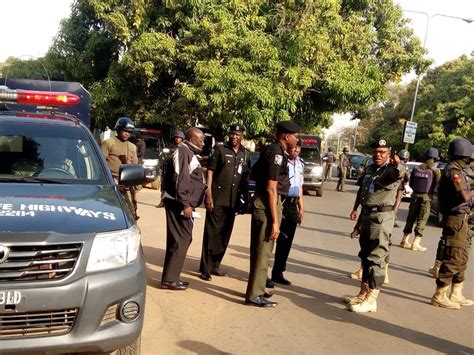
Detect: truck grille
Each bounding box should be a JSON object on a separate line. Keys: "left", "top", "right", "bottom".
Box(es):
{"left": 0, "top": 243, "right": 82, "bottom": 282}
{"left": 0, "top": 308, "right": 77, "bottom": 338}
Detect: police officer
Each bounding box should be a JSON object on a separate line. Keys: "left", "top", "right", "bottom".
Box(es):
{"left": 393, "top": 149, "right": 411, "bottom": 228}
{"left": 173, "top": 131, "right": 185, "bottom": 146}
{"left": 100, "top": 117, "right": 139, "bottom": 219}
{"left": 245, "top": 120, "right": 300, "bottom": 307}
{"left": 199, "top": 124, "right": 251, "bottom": 281}
{"left": 429, "top": 151, "right": 474, "bottom": 278}
{"left": 344, "top": 139, "right": 404, "bottom": 313}
{"left": 337, "top": 146, "right": 350, "bottom": 192}
{"left": 400, "top": 148, "right": 441, "bottom": 251}
{"left": 271, "top": 139, "right": 304, "bottom": 285}
{"left": 161, "top": 127, "right": 207, "bottom": 290}
{"left": 431, "top": 137, "right": 473, "bottom": 309}
{"left": 324, "top": 147, "right": 336, "bottom": 181}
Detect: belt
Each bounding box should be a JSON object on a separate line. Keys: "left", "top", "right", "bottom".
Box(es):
{"left": 285, "top": 197, "right": 299, "bottom": 205}
{"left": 361, "top": 205, "right": 394, "bottom": 214}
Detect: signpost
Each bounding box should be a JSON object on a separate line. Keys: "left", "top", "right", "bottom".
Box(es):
{"left": 403, "top": 121, "right": 418, "bottom": 144}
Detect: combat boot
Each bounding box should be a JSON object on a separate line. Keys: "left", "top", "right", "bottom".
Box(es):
{"left": 383, "top": 263, "right": 389, "bottom": 284}
{"left": 400, "top": 233, "right": 412, "bottom": 249}
{"left": 350, "top": 288, "right": 379, "bottom": 313}
{"left": 349, "top": 266, "right": 363, "bottom": 280}
{"left": 411, "top": 236, "right": 427, "bottom": 252}
{"left": 431, "top": 285, "right": 461, "bottom": 310}
{"left": 450, "top": 282, "right": 474, "bottom": 307}
{"left": 343, "top": 283, "right": 369, "bottom": 305}
{"left": 428, "top": 260, "right": 442, "bottom": 278}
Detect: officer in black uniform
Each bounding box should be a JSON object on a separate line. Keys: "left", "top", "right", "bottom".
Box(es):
{"left": 199, "top": 124, "right": 251, "bottom": 281}
{"left": 245, "top": 120, "right": 300, "bottom": 307}
{"left": 431, "top": 137, "right": 474, "bottom": 309}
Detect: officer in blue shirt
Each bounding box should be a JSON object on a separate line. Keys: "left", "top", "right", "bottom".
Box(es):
{"left": 271, "top": 139, "right": 304, "bottom": 285}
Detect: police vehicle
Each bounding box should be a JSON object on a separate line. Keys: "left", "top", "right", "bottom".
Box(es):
{"left": 0, "top": 79, "right": 146, "bottom": 353}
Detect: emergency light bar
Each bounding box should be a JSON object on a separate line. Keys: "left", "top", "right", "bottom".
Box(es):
{"left": 0, "top": 87, "right": 80, "bottom": 106}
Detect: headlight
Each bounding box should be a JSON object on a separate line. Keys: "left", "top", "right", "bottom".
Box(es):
{"left": 86, "top": 226, "right": 141, "bottom": 272}
{"left": 311, "top": 166, "right": 323, "bottom": 175}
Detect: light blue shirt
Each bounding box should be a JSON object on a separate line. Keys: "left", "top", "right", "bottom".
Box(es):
{"left": 288, "top": 157, "right": 304, "bottom": 197}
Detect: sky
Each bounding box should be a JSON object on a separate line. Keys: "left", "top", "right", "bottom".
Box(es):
{"left": 0, "top": 0, "right": 472, "bottom": 133}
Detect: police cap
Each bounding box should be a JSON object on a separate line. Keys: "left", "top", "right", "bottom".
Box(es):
{"left": 173, "top": 131, "right": 185, "bottom": 139}
{"left": 229, "top": 124, "right": 246, "bottom": 132}
{"left": 276, "top": 120, "right": 301, "bottom": 134}
{"left": 370, "top": 139, "right": 390, "bottom": 149}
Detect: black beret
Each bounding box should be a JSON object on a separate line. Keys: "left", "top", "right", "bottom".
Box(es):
{"left": 173, "top": 131, "right": 185, "bottom": 139}
{"left": 276, "top": 120, "right": 301, "bottom": 134}
{"left": 229, "top": 124, "right": 246, "bottom": 132}
{"left": 370, "top": 139, "right": 391, "bottom": 149}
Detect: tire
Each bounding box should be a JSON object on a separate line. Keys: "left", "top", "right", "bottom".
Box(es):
{"left": 116, "top": 336, "right": 141, "bottom": 355}
{"left": 302, "top": 188, "right": 308, "bottom": 195}
{"left": 316, "top": 188, "right": 323, "bottom": 197}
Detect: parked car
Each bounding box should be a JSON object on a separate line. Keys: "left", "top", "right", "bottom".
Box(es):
{"left": 348, "top": 153, "right": 368, "bottom": 180}
{"left": 0, "top": 80, "right": 146, "bottom": 353}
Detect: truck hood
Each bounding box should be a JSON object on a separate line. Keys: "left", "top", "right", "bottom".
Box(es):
{"left": 0, "top": 184, "right": 128, "bottom": 234}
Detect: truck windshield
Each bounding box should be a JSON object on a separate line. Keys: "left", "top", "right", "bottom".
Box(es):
{"left": 0, "top": 121, "right": 106, "bottom": 184}
{"left": 299, "top": 147, "right": 321, "bottom": 162}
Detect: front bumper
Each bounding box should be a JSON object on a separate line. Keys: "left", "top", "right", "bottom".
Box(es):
{"left": 303, "top": 174, "right": 323, "bottom": 190}
{"left": 0, "top": 258, "right": 146, "bottom": 352}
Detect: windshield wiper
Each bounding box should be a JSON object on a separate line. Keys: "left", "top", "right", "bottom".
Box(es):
{"left": 0, "top": 176, "right": 66, "bottom": 184}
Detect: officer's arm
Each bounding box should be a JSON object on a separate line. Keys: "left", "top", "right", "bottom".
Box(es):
{"left": 451, "top": 171, "right": 474, "bottom": 202}
{"left": 266, "top": 179, "right": 280, "bottom": 240}
{"left": 130, "top": 144, "right": 138, "bottom": 164}
{"left": 100, "top": 140, "right": 110, "bottom": 160}
{"left": 205, "top": 169, "right": 214, "bottom": 210}
{"left": 174, "top": 148, "right": 191, "bottom": 211}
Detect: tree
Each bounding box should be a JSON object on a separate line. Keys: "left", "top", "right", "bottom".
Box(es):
{"left": 358, "top": 56, "right": 473, "bottom": 160}
{"left": 3, "top": 0, "right": 427, "bottom": 137}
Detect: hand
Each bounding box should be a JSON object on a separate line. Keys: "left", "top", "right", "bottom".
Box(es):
{"left": 269, "top": 222, "right": 280, "bottom": 240}
{"left": 297, "top": 210, "right": 304, "bottom": 224}
{"left": 182, "top": 206, "right": 193, "bottom": 218}
{"left": 391, "top": 151, "right": 400, "bottom": 165}
{"left": 205, "top": 193, "right": 214, "bottom": 211}
{"left": 350, "top": 210, "right": 358, "bottom": 221}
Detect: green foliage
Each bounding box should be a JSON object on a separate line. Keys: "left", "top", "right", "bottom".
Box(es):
{"left": 359, "top": 56, "right": 473, "bottom": 160}
{"left": 2, "top": 0, "right": 426, "bottom": 138}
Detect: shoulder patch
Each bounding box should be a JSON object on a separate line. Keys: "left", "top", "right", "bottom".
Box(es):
{"left": 274, "top": 154, "right": 283, "bottom": 166}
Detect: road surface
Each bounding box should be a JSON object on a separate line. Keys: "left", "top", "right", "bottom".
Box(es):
{"left": 137, "top": 179, "right": 473, "bottom": 354}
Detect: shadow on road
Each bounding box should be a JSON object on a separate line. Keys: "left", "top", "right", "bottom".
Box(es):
{"left": 177, "top": 340, "right": 232, "bottom": 355}
{"left": 277, "top": 285, "right": 473, "bottom": 354}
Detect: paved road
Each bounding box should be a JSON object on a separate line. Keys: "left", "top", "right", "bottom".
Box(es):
{"left": 137, "top": 179, "right": 473, "bottom": 354}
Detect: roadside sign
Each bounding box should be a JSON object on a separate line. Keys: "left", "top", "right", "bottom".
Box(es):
{"left": 402, "top": 121, "right": 417, "bottom": 144}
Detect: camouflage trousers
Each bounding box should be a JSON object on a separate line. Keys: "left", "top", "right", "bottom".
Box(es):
{"left": 437, "top": 214, "right": 471, "bottom": 287}
{"left": 358, "top": 210, "right": 394, "bottom": 289}
{"left": 403, "top": 193, "right": 431, "bottom": 237}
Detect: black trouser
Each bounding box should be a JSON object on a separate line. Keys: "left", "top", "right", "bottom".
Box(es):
{"left": 437, "top": 214, "right": 470, "bottom": 287}
{"left": 200, "top": 205, "right": 236, "bottom": 273}
{"left": 272, "top": 199, "right": 298, "bottom": 276}
{"left": 162, "top": 199, "right": 193, "bottom": 283}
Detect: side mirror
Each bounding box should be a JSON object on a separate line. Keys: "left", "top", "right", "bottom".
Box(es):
{"left": 119, "top": 164, "right": 146, "bottom": 186}
{"left": 162, "top": 148, "right": 170, "bottom": 154}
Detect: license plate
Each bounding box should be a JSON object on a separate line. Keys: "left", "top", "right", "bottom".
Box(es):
{"left": 0, "top": 291, "right": 22, "bottom": 305}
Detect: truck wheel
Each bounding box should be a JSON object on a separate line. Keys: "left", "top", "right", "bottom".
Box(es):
{"left": 316, "top": 188, "right": 323, "bottom": 197}
{"left": 116, "top": 336, "right": 141, "bottom": 355}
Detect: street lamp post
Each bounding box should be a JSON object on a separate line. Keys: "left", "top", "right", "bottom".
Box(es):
{"left": 403, "top": 10, "right": 473, "bottom": 150}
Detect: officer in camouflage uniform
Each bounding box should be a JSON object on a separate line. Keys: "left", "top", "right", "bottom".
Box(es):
{"left": 101, "top": 117, "right": 139, "bottom": 220}
{"left": 400, "top": 148, "right": 441, "bottom": 251}
{"left": 431, "top": 137, "right": 474, "bottom": 309}
{"left": 344, "top": 139, "right": 404, "bottom": 313}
